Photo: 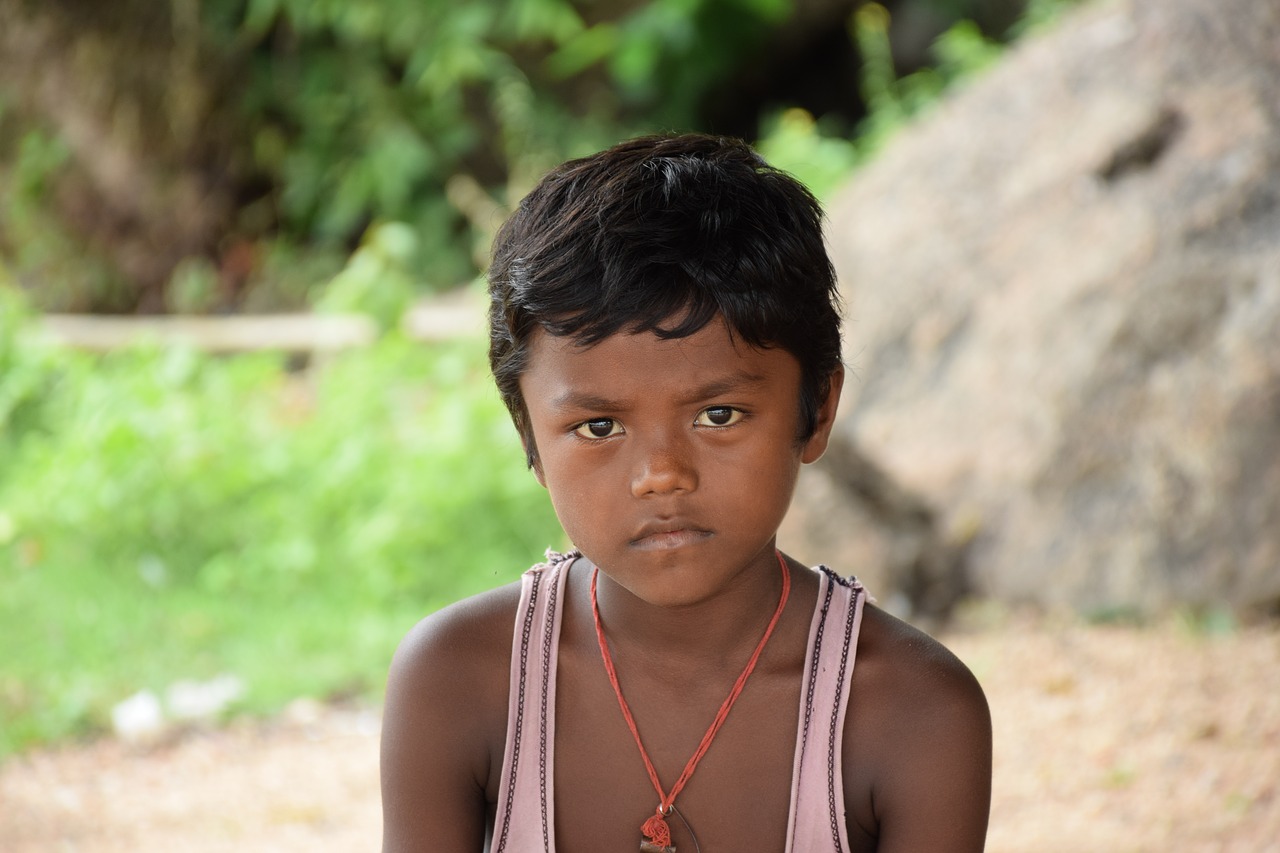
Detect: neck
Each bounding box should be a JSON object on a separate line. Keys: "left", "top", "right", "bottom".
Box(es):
{"left": 586, "top": 546, "right": 789, "bottom": 671}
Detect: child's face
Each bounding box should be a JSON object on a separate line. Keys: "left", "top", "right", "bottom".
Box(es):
{"left": 518, "top": 316, "right": 840, "bottom": 607}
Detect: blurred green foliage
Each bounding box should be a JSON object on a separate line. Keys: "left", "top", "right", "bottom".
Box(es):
{"left": 854, "top": 7, "right": 1002, "bottom": 148}
{"left": 0, "top": 0, "right": 1081, "bottom": 311}
{"left": 215, "top": 0, "right": 797, "bottom": 296}
{"left": 217, "top": 0, "right": 1021, "bottom": 259}
{"left": 0, "top": 300, "right": 561, "bottom": 755}
{"left": 757, "top": 7, "right": 1001, "bottom": 197}
{"left": 0, "top": 123, "right": 118, "bottom": 311}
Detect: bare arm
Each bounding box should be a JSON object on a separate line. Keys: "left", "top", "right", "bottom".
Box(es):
{"left": 380, "top": 589, "right": 516, "bottom": 853}
{"left": 847, "top": 607, "right": 993, "bottom": 851}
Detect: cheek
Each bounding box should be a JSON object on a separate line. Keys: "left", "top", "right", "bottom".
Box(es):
{"left": 748, "top": 450, "right": 804, "bottom": 508}
{"left": 540, "top": 459, "right": 597, "bottom": 520}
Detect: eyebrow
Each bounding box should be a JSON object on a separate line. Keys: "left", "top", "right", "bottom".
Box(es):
{"left": 549, "top": 371, "right": 768, "bottom": 412}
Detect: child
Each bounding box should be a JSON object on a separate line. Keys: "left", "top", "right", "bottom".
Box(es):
{"left": 381, "top": 134, "right": 991, "bottom": 852}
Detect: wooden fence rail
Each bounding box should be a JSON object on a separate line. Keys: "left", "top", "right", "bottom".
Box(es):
{"left": 32, "top": 297, "right": 484, "bottom": 353}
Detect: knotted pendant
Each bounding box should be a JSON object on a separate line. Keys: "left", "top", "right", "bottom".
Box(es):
{"left": 640, "top": 810, "right": 676, "bottom": 853}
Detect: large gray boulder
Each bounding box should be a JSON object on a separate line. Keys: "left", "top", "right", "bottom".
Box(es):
{"left": 782, "top": 0, "right": 1280, "bottom": 617}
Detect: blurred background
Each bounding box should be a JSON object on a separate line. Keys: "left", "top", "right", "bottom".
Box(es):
{"left": 0, "top": 0, "right": 1030, "bottom": 316}
{"left": 1, "top": 0, "right": 1277, "bottom": 849}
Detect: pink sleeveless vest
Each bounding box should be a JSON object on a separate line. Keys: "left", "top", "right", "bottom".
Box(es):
{"left": 492, "top": 552, "right": 867, "bottom": 852}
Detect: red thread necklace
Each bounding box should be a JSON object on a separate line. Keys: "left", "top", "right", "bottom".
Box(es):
{"left": 590, "top": 551, "right": 792, "bottom": 853}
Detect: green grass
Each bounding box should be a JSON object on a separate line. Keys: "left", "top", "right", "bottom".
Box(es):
{"left": 0, "top": 307, "right": 561, "bottom": 757}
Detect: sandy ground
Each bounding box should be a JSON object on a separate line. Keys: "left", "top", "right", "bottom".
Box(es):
{"left": 2, "top": 617, "right": 1277, "bottom": 852}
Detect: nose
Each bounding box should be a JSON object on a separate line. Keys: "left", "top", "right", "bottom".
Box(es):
{"left": 630, "top": 431, "right": 698, "bottom": 497}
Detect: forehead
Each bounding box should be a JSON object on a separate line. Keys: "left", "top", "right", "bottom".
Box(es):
{"left": 518, "top": 319, "right": 800, "bottom": 404}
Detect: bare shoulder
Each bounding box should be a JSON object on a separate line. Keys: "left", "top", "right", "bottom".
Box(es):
{"left": 386, "top": 580, "right": 523, "bottom": 702}
{"left": 843, "top": 603, "right": 992, "bottom": 852}
{"left": 853, "top": 603, "right": 990, "bottom": 726}
{"left": 380, "top": 580, "right": 524, "bottom": 852}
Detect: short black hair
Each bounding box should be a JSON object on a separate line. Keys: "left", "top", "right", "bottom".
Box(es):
{"left": 488, "top": 133, "right": 842, "bottom": 466}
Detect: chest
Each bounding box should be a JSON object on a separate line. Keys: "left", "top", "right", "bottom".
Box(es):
{"left": 486, "top": 562, "right": 869, "bottom": 853}
{"left": 552, "top": 645, "right": 803, "bottom": 852}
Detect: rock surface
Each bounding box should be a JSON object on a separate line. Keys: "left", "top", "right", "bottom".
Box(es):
{"left": 783, "top": 0, "right": 1280, "bottom": 616}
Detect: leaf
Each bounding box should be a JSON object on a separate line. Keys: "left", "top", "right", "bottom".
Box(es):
{"left": 545, "top": 23, "right": 619, "bottom": 79}
{"left": 241, "top": 0, "right": 284, "bottom": 38}
{"left": 500, "top": 0, "right": 585, "bottom": 44}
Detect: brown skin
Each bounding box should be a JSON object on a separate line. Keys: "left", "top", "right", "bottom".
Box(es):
{"left": 381, "top": 321, "right": 991, "bottom": 851}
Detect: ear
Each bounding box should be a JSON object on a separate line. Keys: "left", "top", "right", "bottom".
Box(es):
{"left": 800, "top": 365, "right": 844, "bottom": 465}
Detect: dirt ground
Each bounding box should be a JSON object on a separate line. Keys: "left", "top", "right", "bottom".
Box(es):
{"left": 3, "top": 616, "right": 1277, "bottom": 852}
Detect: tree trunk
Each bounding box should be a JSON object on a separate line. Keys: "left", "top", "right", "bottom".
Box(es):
{"left": 0, "top": 0, "right": 244, "bottom": 312}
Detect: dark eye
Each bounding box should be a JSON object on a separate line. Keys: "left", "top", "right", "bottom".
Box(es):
{"left": 574, "top": 418, "right": 623, "bottom": 439}
{"left": 695, "top": 407, "right": 743, "bottom": 427}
